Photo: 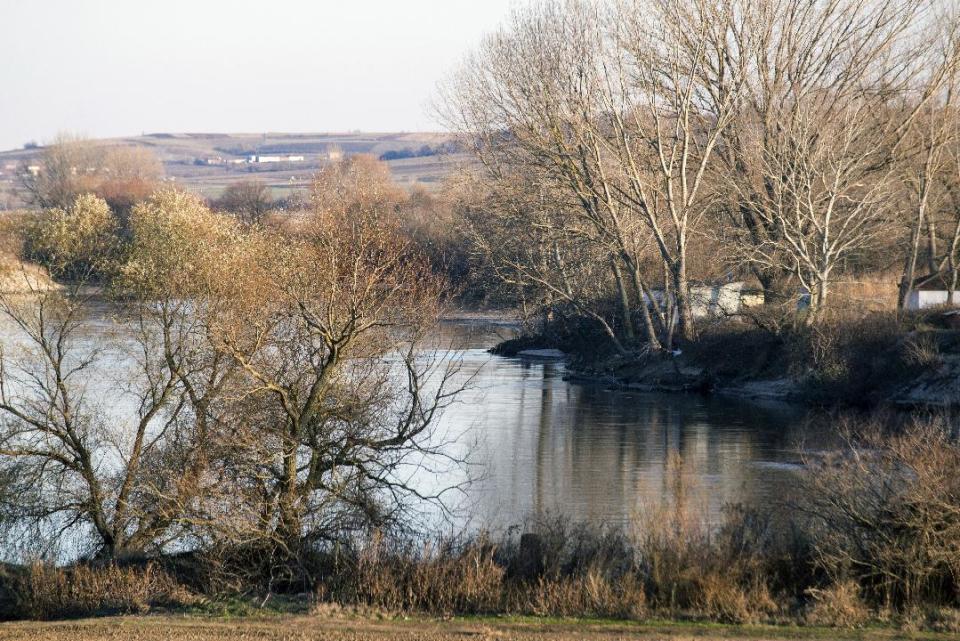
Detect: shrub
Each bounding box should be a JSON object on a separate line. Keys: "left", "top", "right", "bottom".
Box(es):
{"left": 328, "top": 535, "right": 503, "bottom": 615}
{"left": 901, "top": 331, "right": 944, "bottom": 368}
{"left": 512, "top": 570, "right": 646, "bottom": 619}
{"left": 785, "top": 312, "right": 906, "bottom": 405}
{"left": 691, "top": 310, "right": 947, "bottom": 407}
{"left": 920, "top": 607, "right": 960, "bottom": 633}
{"left": 695, "top": 572, "right": 757, "bottom": 624}
{"left": 13, "top": 562, "right": 195, "bottom": 620}
{"left": 798, "top": 415, "right": 960, "bottom": 609}
{"left": 804, "top": 581, "right": 870, "bottom": 628}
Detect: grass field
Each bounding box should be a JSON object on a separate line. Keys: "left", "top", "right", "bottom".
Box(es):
{"left": 0, "top": 615, "right": 953, "bottom": 641}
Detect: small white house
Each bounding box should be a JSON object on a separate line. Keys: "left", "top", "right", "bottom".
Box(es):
{"left": 906, "top": 289, "right": 960, "bottom": 310}
{"left": 689, "top": 282, "right": 747, "bottom": 318}
{"left": 643, "top": 282, "right": 751, "bottom": 319}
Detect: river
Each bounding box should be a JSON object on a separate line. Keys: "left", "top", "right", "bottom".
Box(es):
{"left": 0, "top": 307, "right": 818, "bottom": 536}
{"left": 425, "top": 319, "right": 815, "bottom": 531}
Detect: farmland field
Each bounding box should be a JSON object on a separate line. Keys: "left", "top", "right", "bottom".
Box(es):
{"left": 0, "top": 132, "right": 469, "bottom": 204}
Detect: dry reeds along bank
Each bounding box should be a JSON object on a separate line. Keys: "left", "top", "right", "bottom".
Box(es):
{"left": 9, "top": 416, "right": 957, "bottom": 631}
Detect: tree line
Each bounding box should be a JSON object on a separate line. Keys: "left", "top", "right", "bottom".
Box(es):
{"left": 440, "top": 0, "right": 960, "bottom": 351}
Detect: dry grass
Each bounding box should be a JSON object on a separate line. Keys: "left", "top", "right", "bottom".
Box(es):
{"left": 0, "top": 614, "right": 956, "bottom": 641}
{"left": 320, "top": 460, "right": 794, "bottom": 627}
{"left": 14, "top": 562, "right": 197, "bottom": 620}
{"left": 326, "top": 531, "right": 647, "bottom": 620}
{"left": 3, "top": 421, "right": 958, "bottom": 630}
{"left": 328, "top": 535, "right": 505, "bottom": 615}
{"left": 828, "top": 277, "right": 900, "bottom": 312}
{"left": 509, "top": 571, "right": 646, "bottom": 619}
{"left": 804, "top": 581, "right": 870, "bottom": 628}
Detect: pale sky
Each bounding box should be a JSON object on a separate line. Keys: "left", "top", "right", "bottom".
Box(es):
{"left": 0, "top": 0, "right": 516, "bottom": 151}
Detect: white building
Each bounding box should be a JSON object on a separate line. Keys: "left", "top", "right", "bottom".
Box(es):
{"left": 689, "top": 282, "right": 748, "bottom": 318}
{"left": 643, "top": 282, "right": 753, "bottom": 320}
{"left": 247, "top": 154, "right": 305, "bottom": 163}
{"left": 906, "top": 289, "right": 960, "bottom": 310}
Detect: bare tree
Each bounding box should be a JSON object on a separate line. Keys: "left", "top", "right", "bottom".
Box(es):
{"left": 442, "top": 0, "right": 670, "bottom": 348}
{"left": 115, "top": 189, "right": 250, "bottom": 551}
{"left": 898, "top": 99, "right": 960, "bottom": 309}
{"left": 0, "top": 177, "right": 464, "bottom": 562}
{"left": 460, "top": 166, "right": 635, "bottom": 351}
{"left": 896, "top": 11, "right": 960, "bottom": 308}
{"left": 214, "top": 179, "right": 274, "bottom": 225}
{"left": 443, "top": 0, "right": 755, "bottom": 347}
{"left": 938, "top": 125, "right": 960, "bottom": 302}
{"left": 311, "top": 154, "right": 406, "bottom": 219}
{"left": 715, "top": 0, "right": 950, "bottom": 321}
{"left": 0, "top": 194, "right": 201, "bottom": 558}
{"left": 206, "top": 182, "right": 461, "bottom": 552}
{"left": 17, "top": 134, "right": 103, "bottom": 210}
{"left": 600, "top": 0, "right": 748, "bottom": 340}
{"left": 17, "top": 135, "right": 162, "bottom": 213}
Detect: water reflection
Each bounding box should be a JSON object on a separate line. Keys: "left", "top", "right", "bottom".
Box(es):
{"left": 0, "top": 309, "right": 817, "bottom": 534}
{"left": 434, "top": 320, "right": 812, "bottom": 530}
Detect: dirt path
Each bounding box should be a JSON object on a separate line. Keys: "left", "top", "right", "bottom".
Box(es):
{"left": 0, "top": 615, "right": 948, "bottom": 641}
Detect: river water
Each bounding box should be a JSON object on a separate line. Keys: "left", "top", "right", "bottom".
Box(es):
{"left": 427, "top": 319, "right": 814, "bottom": 531}
{"left": 0, "top": 308, "right": 817, "bottom": 535}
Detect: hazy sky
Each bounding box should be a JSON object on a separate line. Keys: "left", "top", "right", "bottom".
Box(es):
{"left": 0, "top": 0, "right": 516, "bottom": 151}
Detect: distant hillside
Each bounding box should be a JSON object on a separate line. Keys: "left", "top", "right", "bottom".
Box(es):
{"left": 0, "top": 132, "right": 472, "bottom": 203}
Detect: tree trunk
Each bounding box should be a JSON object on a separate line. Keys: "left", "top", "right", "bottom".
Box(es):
{"left": 927, "top": 218, "right": 939, "bottom": 276}
{"left": 900, "top": 196, "right": 927, "bottom": 310}
{"left": 277, "top": 437, "right": 302, "bottom": 551}
{"left": 755, "top": 267, "right": 795, "bottom": 306}
{"left": 610, "top": 258, "right": 635, "bottom": 340}
{"left": 635, "top": 279, "right": 664, "bottom": 351}
{"left": 947, "top": 218, "right": 960, "bottom": 305}
{"left": 949, "top": 262, "right": 959, "bottom": 305}
{"left": 805, "top": 278, "right": 830, "bottom": 326}
{"left": 671, "top": 257, "right": 695, "bottom": 342}
{"left": 540, "top": 290, "right": 555, "bottom": 333}
{"left": 625, "top": 258, "right": 663, "bottom": 351}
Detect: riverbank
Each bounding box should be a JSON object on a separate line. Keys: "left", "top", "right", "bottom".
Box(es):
{"left": 494, "top": 310, "right": 960, "bottom": 408}
{"left": 3, "top": 613, "right": 956, "bottom": 641}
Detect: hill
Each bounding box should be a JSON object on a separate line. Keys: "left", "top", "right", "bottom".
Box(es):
{"left": 0, "top": 132, "right": 471, "bottom": 204}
